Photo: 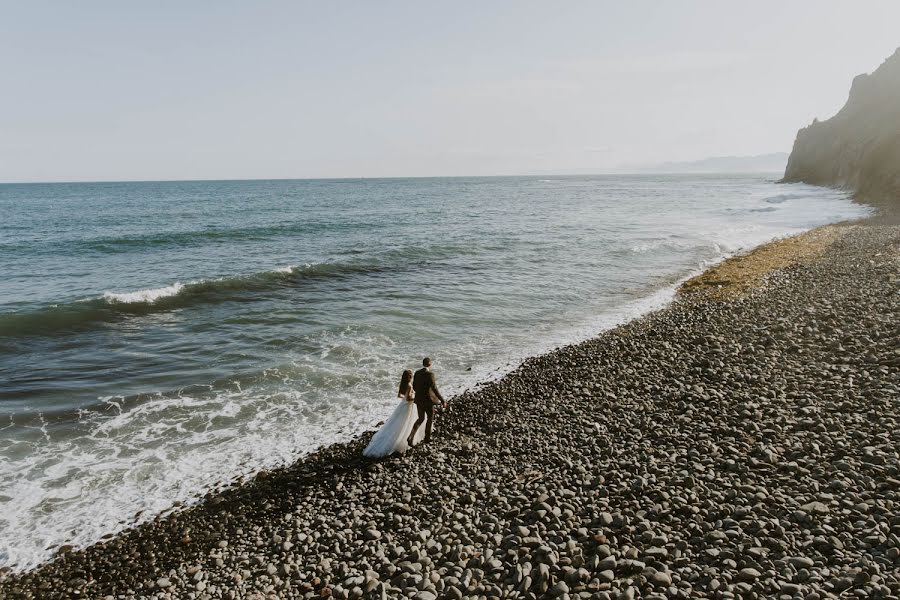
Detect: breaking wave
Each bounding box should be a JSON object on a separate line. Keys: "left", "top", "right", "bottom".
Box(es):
{"left": 0, "top": 262, "right": 384, "bottom": 338}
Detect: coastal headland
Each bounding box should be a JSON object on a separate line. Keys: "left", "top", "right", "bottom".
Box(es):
{"left": 782, "top": 47, "right": 900, "bottom": 215}
{"left": 2, "top": 212, "right": 897, "bottom": 599}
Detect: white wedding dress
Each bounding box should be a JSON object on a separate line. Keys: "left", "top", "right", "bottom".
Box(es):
{"left": 363, "top": 392, "right": 425, "bottom": 458}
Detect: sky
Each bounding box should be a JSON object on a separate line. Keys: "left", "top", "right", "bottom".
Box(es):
{"left": 1, "top": 1, "right": 899, "bottom": 182}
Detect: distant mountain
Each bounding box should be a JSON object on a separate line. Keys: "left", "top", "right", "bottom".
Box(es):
{"left": 632, "top": 152, "right": 789, "bottom": 174}
{"left": 527, "top": 153, "right": 789, "bottom": 177}
{"left": 783, "top": 48, "right": 900, "bottom": 209}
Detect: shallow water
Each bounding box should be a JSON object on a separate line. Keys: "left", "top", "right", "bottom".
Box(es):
{"left": 0, "top": 174, "right": 868, "bottom": 570}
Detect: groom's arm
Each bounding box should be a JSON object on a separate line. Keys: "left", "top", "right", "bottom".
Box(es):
{"left": 430, "top": 373, "right": 445, "bottom": 403}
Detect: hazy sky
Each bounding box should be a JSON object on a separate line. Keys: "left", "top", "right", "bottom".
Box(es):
{"left": 2, "top": 1, "right": 899, "bottom": 182}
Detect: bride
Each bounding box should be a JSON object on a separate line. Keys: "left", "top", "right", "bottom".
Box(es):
{"left": 363, "top": 370, "right": 425, "bottom": 457}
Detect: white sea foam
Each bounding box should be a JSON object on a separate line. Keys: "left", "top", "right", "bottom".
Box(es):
{"left": 102, "top": 283, "right": 184, "bottom": 304}
{"left": 97, "top": 263, "right": 309, "bottom": 307}
{"left": 630, "top": 238, "right": 713, "bottom": 254}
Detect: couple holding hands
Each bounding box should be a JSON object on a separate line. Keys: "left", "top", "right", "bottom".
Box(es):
{"left": 363, "top": 357, "right": 447, "bottom": 458}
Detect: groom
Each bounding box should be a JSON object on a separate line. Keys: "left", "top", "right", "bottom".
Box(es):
{"left": 407, "top": 357, "right": 445, "bottom": 446}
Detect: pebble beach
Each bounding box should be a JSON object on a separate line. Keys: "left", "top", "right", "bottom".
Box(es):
{"left": 1, "top": 214, "right": 898, "bottom": 600}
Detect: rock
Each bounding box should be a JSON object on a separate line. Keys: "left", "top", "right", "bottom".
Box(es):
{"left": 598, "top": 556, "right": 617, "bottom": 571}
{"left": 830, "top": 577, "right": 853, "bottom": 592}
{"left": 706, "top": 530, "right": 728, "bottom": 544}
{"left": 788, "top": 556, "right": 815, "bottom": 569}
{"left": 649, "top": 571, "right": 672, "bottom": 587}
{"left": 619, "top": 586, "right": 636, "bottom": 600}
{"left": 551, "top": 581, "right": 570, "bottom": 596}
{"left": 801, "top": 501, "right": 830, "bottom": 515}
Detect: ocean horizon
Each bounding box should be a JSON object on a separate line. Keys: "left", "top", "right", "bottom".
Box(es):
{"left": 0, "top": 168, "right": 786, "bottom": 186}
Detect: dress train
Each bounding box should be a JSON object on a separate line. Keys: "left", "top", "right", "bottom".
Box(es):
{"left": 363, "top": 398, "right": 426, "bottom": 458}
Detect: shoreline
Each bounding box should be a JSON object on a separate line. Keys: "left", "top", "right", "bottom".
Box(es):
{"left": 0, "top": 222, "right": 828, "bottom": 570}
{"left": 2, "top": 213, "right": 898, "bottom": 599}
{"left": 0, "top": 195, "right": 840, "bottom": 574}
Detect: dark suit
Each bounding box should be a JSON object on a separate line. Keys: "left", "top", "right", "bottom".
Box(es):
{"left": 408, "top": 367, "right": 444, "bottom": 442}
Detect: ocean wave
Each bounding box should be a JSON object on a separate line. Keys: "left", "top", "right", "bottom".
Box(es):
{"left": 628, "top": 237, "right": 714, "bottom": 255}
{"left": 0, "top": 237, "right": 501, "bottom": 339}
{"left": 0, "top": 262, "right": 382, "bottom": 338}
{"left": 763, "top": 192, "right": 808, "bottom": 204}
{"left": 0, "top": 222, "right": 372, "bottom": 256}
{"left": 102, "top": 283, "right": 185, "bottom": 304}
{"left": 9, "top": 362, "right": 317, "bottom": 426}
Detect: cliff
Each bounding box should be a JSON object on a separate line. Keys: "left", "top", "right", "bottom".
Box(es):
{"left": 783, "top": 47, "right": 900, "bottom": 209}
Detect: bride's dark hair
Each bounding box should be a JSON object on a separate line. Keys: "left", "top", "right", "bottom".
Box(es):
{"left": 398, "top": 369, "right": 413, "bottom": 396}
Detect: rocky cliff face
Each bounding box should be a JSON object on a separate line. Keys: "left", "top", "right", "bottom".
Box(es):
{"left": 783, "top": 48, "right": 900, "bottom": 208}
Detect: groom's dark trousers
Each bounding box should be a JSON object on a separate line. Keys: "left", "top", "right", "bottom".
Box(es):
{"left": 409, "top": 367, "right": 444, "bottom": 442}
{"left": 412, "top": 397, "right": 435, "bottom": 441}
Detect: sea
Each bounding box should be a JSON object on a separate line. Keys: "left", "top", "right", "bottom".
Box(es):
{"left": 0, "top": 174, "right": 869, "bottom": 571}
